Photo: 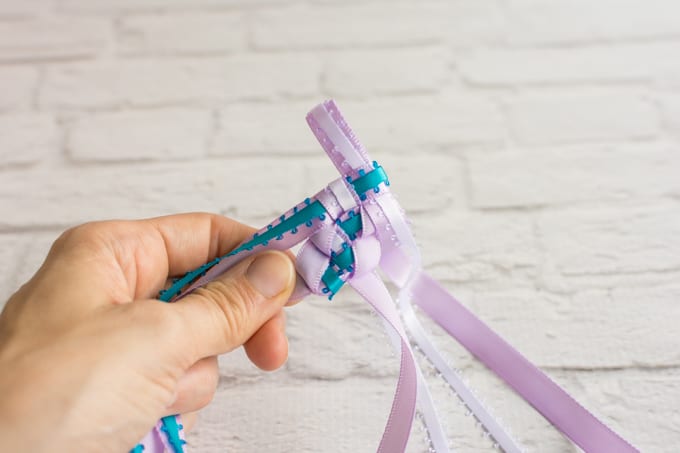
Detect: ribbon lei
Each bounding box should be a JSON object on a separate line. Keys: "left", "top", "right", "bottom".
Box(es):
{"left": 133, "top": 100, "right": 639, "bottom": 453}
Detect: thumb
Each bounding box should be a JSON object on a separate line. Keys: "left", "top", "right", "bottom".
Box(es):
{"left": 173, "top": 250, "right": 296, "bottom": 360}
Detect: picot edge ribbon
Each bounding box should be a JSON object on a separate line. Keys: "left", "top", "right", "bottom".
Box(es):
{"left": 132, "top": 100, "right": 639, "bottom": 453}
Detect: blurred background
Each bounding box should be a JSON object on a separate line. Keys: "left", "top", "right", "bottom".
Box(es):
{"left": 1, "top": 0, "right": 679, "bottom": 451}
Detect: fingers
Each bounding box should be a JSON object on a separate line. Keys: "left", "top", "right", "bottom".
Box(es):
{"left": 40, "top": 213, "right": 257, "bottom": 303}
{"left": 162, "top": 314, "right": 290, "bottom": 417}
{"left": 145, "top": 213, "right": 255, "bottom": 277}
{"left": 180, "top": 411, "right": 199, "bottom": 433}
{"left": 165, "top": 357, "right": 218, "bottom": 415}
{"left": 172, "top": 251, "right": 295, "bottom": 360}
{"left": 243, "top": 310, "right": 288, "bottom": 371}
{"left": 286, "top": 275, "right": 310, "bottom": 307}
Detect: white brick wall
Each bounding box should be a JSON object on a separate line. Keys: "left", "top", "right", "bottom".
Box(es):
{"left": 0, "top": 1, "right": 677, "bottom": 452}
{"left": 118, "top": 12, "right": 247, "bottom": 56}
{"left": 0, "top": 16, "right": 111, "bottom": 62}
{"left": 507, "top": 90, "right": 659, "bottom": 144}
{"left": 68, "top": 109, "right": 212, "bottom": 161}
{"left": 0, "top": 114, "right": 58, "bottom": 164}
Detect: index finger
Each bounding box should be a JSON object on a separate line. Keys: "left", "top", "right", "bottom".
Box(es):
{"left": 97, "top": 212, "right": 256, "bottom": 300}
{"left": 22, "top": 213, "right": 258, "bottom": 310}
{"left": 148, "top": 213, "right": 299, "bottom": 302}
{"left": 145, "top": 212, "right": 256, "bottom": 278}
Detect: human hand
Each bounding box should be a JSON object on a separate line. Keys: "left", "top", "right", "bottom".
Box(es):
{"left": 0, "top": 213, "right": 297, "bottom": 453}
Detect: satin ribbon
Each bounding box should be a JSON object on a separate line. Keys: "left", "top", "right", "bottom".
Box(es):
{"left": 132, "top": 100, "right": 638, "bottom": 453}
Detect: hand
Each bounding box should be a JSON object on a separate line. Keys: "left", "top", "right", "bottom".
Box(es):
{"left": 0, "top": 213, "right": 297, "bottom": 453}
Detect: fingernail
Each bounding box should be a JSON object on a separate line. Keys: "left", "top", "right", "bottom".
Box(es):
{"left": 246, "top": 252, "right": 293, "bottom": 298}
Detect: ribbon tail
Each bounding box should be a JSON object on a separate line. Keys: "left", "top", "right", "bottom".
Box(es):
{"left": 399, "top": 285, "right": 523, "bottom": 453}
{"left": 350, "top": 273, "right": 418, "bottom": 453}
{"left": 414, "top": 365, "right": 451, "bottom": 452}
{"left": 411, "top": 272, "right": 640, "bottom": 453}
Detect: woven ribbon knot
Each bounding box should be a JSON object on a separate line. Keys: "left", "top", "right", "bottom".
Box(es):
{"left": 297, "top": 174, "right": 383, "bottom": 299}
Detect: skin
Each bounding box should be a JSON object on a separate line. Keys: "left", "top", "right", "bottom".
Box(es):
{"left": 0, "top": 213, "right": 298, "bottom": 453}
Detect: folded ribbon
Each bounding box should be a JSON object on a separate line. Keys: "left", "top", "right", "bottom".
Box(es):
{"left": 132, "top": 100, "right": 638, "bottom": 453}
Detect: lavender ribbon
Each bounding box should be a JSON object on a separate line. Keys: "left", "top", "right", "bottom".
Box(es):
{"left": 134, "top": 100, "right": 638, "bottom": 453}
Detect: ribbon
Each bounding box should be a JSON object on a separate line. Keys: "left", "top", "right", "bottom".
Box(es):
{"left": 132, "top": 100, "right": 638, "bottom": 453}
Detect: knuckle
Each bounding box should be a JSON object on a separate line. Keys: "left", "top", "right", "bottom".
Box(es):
{"left": 142, "top": 301, "right": 185, "bottom": 343}
{"left": 52, "top": 221, "right": 137, "bottom": 264}
{"left": 63, "top": 222, "right": 104, "bottom": 241}
{"left": 52, "top": 226, "right": 81, "bottom": 252}
{"left": 55, "top": 221, "right": 110, "bottom": 250}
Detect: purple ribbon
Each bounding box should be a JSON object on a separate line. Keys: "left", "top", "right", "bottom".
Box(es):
{"left": 412, "top": 273, "right": 639, "bottom": 452}
{"left": 138, "top": 100, "right": 638, "bottom": 453}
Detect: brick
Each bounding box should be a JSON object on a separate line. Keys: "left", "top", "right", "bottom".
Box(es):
{"left": 504, "top": 0, "right": 680, "bottom": 45}
{"left": 40, "top": 55, "right": 321, "bottom": 109}
{"left": 211, "top": 102, "right": 320, "bottom": 155}
{"left": 0, "top": 17, "right": 110, "bottom": 62}
{"left": 211, "top": 95, "right": 503, "bottom": 155}
{"left": 443, "top": 0, "right": 507, "bottom": 48}
{"left": 59, "top": 0, "right": 289, "bottom": 12}
{"left": 656, "top": 58, "right": 680, "bottom": 89}
{"left": 0, "top": 68, "right": 38, "bottom": 112}
{"left": 380, "top": 153, "right": 466, "bottom": 213}
{"left": 541, "top": 268, "right": 680, "bottom": 302}
{"left": 584, "top": 369, "right": 680, "bottom": 450}
{"left": 117, "top": 12, "right": 246, "bottom": 56}
{"left": 253, "top": 1, "right": 504, "bottom": 50}
{"left": 252, "top": 3, "right": 448, "bottom": 49}
{"left": 0, "top": 114, "right": 58, "bottom": 165}
{"left": 68, "top": 109, "right": 211, "bottom": 161}
{"left": 320, "top": 96, "right": 505, "bottom": 153}
{"left": 213, "top": 95, "right": 506, "bottom": 155}
{"left": 469, "top": 143, "right": 680, "bottom": 208}
{"left": 413, "top": 211, "right": 539, "bottom": 287}
{"left": 450, "top": 285, "right": 680, "bottom": 368}
{"left": 194, "top": 376, "right": 394, "bottom": 452}
{"left": 458, "top": 44, "right": 678, "bottom": 86}
{"left": 0, "top": 157, "right": 316, "bottom": 229}
{"left": 0, "top": 152, "right": 465, "bottom": 235}
{"left": 419, "top": 284, "right": 680, "bottom": 374}
{"left": 286, "top": 298, "right": 398, "bottom": 380}
{"left": 538, "top": 205, "right": 680, "bottom": 276}
{"left": 322, "top": 47, "right": 449, "bottom": 97}
{"left": 0, "top": 0, "right": 50, "bottom": 18}
{"left": 659, "top": 92, "right": 680, "bottom": 133}
{"left": 508, "top": 91, "right": 659, "bottom": 144}
{"left": 210, "top": 97, "right": 504, "bottom": 155}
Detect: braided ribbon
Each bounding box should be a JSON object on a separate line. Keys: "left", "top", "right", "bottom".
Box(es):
{"left": 133, "top": 100, "right": 638, "bottom": 453}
